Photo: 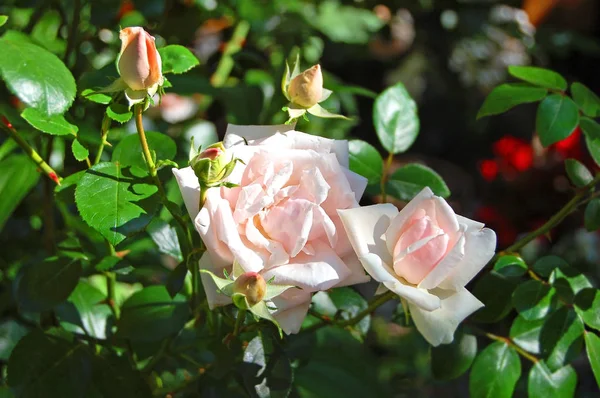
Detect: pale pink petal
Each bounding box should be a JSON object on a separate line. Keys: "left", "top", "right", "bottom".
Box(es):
{"left": 261, "top": 199, "right": 314, "bottom": 257}
{"left": 223, "top": 124, "right": 294, "bottom": 148}
{"left": 456, "top": 215, "right": 485, "bottom": 231}
{"left": 409, "top": 288, "right": 484, "bottom": 346}
{"left": 382, "top": 280, "right": 441, "bottom": 311}
{"left": 432, "top": 197, "right": 460, "bottom": 235}
{"left": 273, "top": 298, "right": 311, "bottom": 335}
{"left": 233, "top": 184, "right": 272, "bottom": 223}
{"left": 393, "top": 233, "right": 450, "bottom": 285}
{"left": 297, "top": 167, "right": 330, "bottom": 205}
{"left": 194, "top": 190, "right": 233, "bottom": 266}
{"left": 172, "top": 167, "right": 199, "bottom": 220}
{"left": 341, "top": 168, "right": 368, "bottom": 203}
{"left": 338, "top": 204, "right": 398, "bottom": 263}
{"left": 199, "top": 253, "right": 232, "bottom": 309}
{"left": 334, "top": 254, "right": 370, "bottom": 287}
{"left": 418, "top": 232, "right": 466, "bottom": 290}
{"left": 438, "top": 228, "right": 497, "bottom": 291}
{"left": 245, "top": 217, "right": 289, "bottom": 267}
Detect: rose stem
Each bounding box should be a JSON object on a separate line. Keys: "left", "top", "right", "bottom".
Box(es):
{"left": 380, "top": 152, "right": 394, "bottom": 203}
{"left": 94, "top": 113, "right": 112, "bottom": 164}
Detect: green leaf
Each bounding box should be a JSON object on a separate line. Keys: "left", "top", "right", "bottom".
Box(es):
{"left": 508, "top": 66, "right": 567, "bottom": 91}
{"left": 0, "top": 321, "right": 28, "bottom": 361}
{"left": 310, "top": 288, "right": 370, "bottom": 338}
{"left": 469, "top": 342, "right": 521, "bottom": 398}
{"left": 584, "top": 198, "right": 600, "bottom": 231}
{"left": 30, "top": 10, "right": 65, "bottom": 55}
{"left": 510, "top": 315, "right": 544, "bottom": 354}
{"left": 512, "top": 280, "right": 558, "bottom": 321}
{"left": 7, "top": 331, "right": 93, "bottom": 398}
{"left": 0, "top": 155, "right": 40, "bottom": 231}
{"left": 477, "top": 83, "right": 547, "bottom": 119}
{"left": 550, "top": 265, "right": 593, "bottom": 295}
{"left": 536, "top": 95, "right": 580, "bottom": 147}
{"left": 147, "top": 219, "right": 182, "bottom": 261}
{"left": 91, "top": 354, "right": 151, "bottom": 398}
{"left": 584, "top": 331, "right": 600, "bottom": 388}
{"left": 116, "top": 286, "right": 189, "bottom": 342}
{"left": 493, "top": 255, "right": 528, "bottom": 278}
{"left": 528, "top": 362, "right": 577, "bottom": 398}
{"left": 60, "top": 281, "right": 112, "bottom": 339}
{"left": 571, "top": 82, "right": 600, "bottom": 117}
{"left": 0, "top": 38, "right": 76, "bottom": 115}
{"left": 75, "top": 162, "right": 159, "bottom": 246}
{"left": 471, "top": 272, "right": 516, "bottom": 323}
{"left": 200, "top": 269, "right": 234, "bottom": 294}
{"left": 306, "top": 104, "right": 348, "bottom": 119}
{"left": 241, "top": 335, "right": 293, "bottom": 398}
{"left": 106, "top": 103, "right": 132, "bottom": 124}
{"left": 533, "top": 255, "right": 568, "bottom": 278}
{"left": 16, "top": 257, "right": 82, "bottom": 312}
{"left": 310, "top": 1, "right": 384, "bottom": 44}
{"left": 112, "top": 131, "right": 176, "bottom": 170}
{"left": 81, "top": 89, "right": 111, "bottom": 105}
{"left": 0, "top": 16, "right": 7, "bottom": 27}
{"left": 21, "top": 108, "right": 78, "bottom": 136}
{"left": 574, "top": 289, "right": 600, "bottom": 331}
{"left": 348, "top": 139, "right": 383, "bottom": 185}
{"left": 166, "top": 261, "right": 188, "bottom": 298}
{"left": 540, "top": 307, "right": 584, "bottom": 371}
{"left": 386, "top": 163, "right": 450, "bottom": 201}
{"left": 580, "top": 117, "right": 600, "bottom": 166}
{"left": 71, "top": 139, "right": 89, "bottom": 162}
{"left": 431, "top": 332, "right": 477, "bottom": 380}
{"left": 373, "top": 83, "right": 419, "bottom": 154}
{"left": 564, "top": 158, "right": 593, "bottom": 187}
{"left": 158, "top": 45, "right": 200, "bottom": 74}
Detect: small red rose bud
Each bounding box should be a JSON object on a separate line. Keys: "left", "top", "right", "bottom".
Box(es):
{"left": 233, "top": 272, "right": 267, "bottom": 306}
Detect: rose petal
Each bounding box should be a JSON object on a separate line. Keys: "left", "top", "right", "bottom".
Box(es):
{"left": 432, "top": 197, "right": 460, "bottom": 235}
{"left": 172, "top": 167, "right": 199, "bottom": 220}
{"left": 223, "top": 124, "right": 294, "bottom": 148}
{"left": 199, "top": 253, "right": 232, "bottom": 309}
{"left": 261, "top": 199, "right": 314, "bottom": 257}
{"left": 385, "top": 187, "right": 435, "bottom": 254}
{"left": 456, "top": 214, "right": 485, "bottom": 231}
{"left": 338, "top": 204, "right": 398, "bottom": 263}
{"left": 409, "top": 288, "right": 484, "bottom": 346}
{"left": 334, "top": 254, "right": 370, "bottom": 287}
{"left": 382, "top": 280, "right": 441, "bottom": 311}
{"left": 342, "top": 168, "right": 368, "bottom": 203}
{"left": 438, "top": 227, "right": 497, "bottom": 291}
{"left": 262, "top": 243, "right": 351, "bottom": 292}
{"left": 273, "top": 298, "right": 311, "bottom": 335}
{"left": 194, "top": 190, "right": 234, "bottom": 266}
{"left": 418, "top": 232, "right": 466, "bottom": 290}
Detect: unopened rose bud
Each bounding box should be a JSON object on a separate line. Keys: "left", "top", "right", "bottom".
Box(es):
{"left": 118, "top": 27, "right": 163, "bottom": 92}
{"left": 233, "top": 272, "right": 267, "bottom": 306}
{"left": 287, "top": 64, "right": 323, "bottom": 108}
{"left": 190, "top": 142, "right": 235, "bottom": 186}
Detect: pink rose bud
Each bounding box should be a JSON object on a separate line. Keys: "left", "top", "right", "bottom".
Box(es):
{"left": 233, "top": 272, "right": 267, "bottom": 306}
{"left": 288, "top": 64, "right": 323, "bottom": 108}
{"left": 118, "top": 27, "right": 163, "bottom": 92}
{"left": 198, "top": 146, "right": 223, "bottom": 161}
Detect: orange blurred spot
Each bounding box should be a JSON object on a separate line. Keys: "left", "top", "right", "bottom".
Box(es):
{"left": 522, "top": 0, "right": 560, "bottom": 26}
{"left": 117, "top": 0, "right": 135, "bottom": 20}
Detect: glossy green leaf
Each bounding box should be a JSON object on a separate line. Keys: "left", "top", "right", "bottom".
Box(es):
{"left": 574, "top": 288, "right": 600, "bottom": 331}
{"left": 0, "top": 155, "right": 40, "bottom": 231}
{"left": 0, "top": 321, "right": 28, "bottom": 361}
{"left": 508, "top": 66, "right": 567, "bottom": 91}
{"left": 469, "top": 342, "right": 521, "bottom": 398}
{"left": 147, "top": 218, "right": 182, "bottom": 261}
{"left": 510, "top": 315, "right": 544, "bottom": 354}
{"left": 16, "top": 257, "right": 82, "bottom": 312}
{"left": 21, "top": 108, "right": 78, "bottom": 136}
{"left": 7, "top": 330, "right": 92, "bottom": 398}
{"left": 564, "top": 158, "right": 593, "bottom": 187}
{"left": 536, "top": 95, "right": 580, "bottom": 147}
{"left": 533, "top": 255, "right": 568, "bottom": 278}
{"left": 30, "top": 10, "right": 64, "bottom": 55}
{"left": 584, "top": 198, "right": 600, "bottom": 231}
{"left": 472, "top": 272, "right": 516, "bottom": 323}
{"left": 580, "top": 117, "right": 600, "bottom": 166}
{"left": 241, "top": 335, "right": 293, "bottom": 398}
{"left": 493, "top": 255, "right": 527, "bottom": 278}
{"left": 528, "top": 362, "right": 577, "bottom": 398}
{"left": 116, "top": 286, "right": 189, "bottom": 341}
{"left": 0, "top": 16, "right": 7, "bottom": 27}
{"left": 158, "top": 45, "right": 199, "bottom": 74}
{"left": 348, "top": 139, "right": 383, "bottom": 185}
{"left": 431, "top": 332, "right": 477, "bottom": 380}
{"left": 71, "top": 139, "right": 89, "bottom": 162}
{"left": 477, "top": 83, "right": 547, "bottom": 119}
{"left": 0, "top": 39, "right": 76, "bottom": 115}
{"left": 75, "top": 162, "right": 159, "bottom": 246}
{"left": 584, "top": 331, "right": 600, "bottom": 388}
{"left": 81, "top": 88, "right": 112, "bottom": 105}
{"left": 66, "top": 281, "right": 112, "bottom": 339}
{"left": 540, "top": 308, "right": 584, "bottom": 371}
{"left": 386, "top": 163, "right": 450, "bottom": 201}
{"left": 112, "top": 131, "right": 176, "bottom": 170}
{"left": 571, "top": 82, "right": 600, "bottom": 117}
{"left": 373, "top": 83, "right": 419, "bottom": 154}
{"left": 550, "top": 265, "right": 592, "bottom": 295}
{"left": 106, "top": 103, "right": 132, "bottom": 124}
{"left": 512, "top": 280, "right": 557, "bottom": 321}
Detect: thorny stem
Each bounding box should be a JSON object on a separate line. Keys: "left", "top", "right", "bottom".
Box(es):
{"left": 380, "top": 152, "right": 394, "bottom": 203}
{"left": 0, "top": 122, "right": 62, "bottom": 184}
{"left": 94, "top": 114, "right": 112, "bottom": 164}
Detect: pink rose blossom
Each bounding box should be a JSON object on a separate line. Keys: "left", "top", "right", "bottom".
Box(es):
{"left": 173, "top": 124, "right": 369, "bottom": 334}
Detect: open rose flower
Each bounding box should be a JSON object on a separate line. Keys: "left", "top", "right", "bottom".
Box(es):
{"left": 338, "top": 188, "right": 496, "bottom": 346}
{"left": 173, "top": 124, "right": 369, "bottom": 334}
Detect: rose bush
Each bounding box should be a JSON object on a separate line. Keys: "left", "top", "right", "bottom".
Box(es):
{"left": 339, "top": 187, "right": 497, "bottom": 346}
{"left": 173, "top": 124, "right": 370, "bottom": 333}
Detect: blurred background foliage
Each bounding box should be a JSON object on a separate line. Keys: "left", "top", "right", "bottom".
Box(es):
{"left": 1, "top": 0, "right": 600, "bottom": 397}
